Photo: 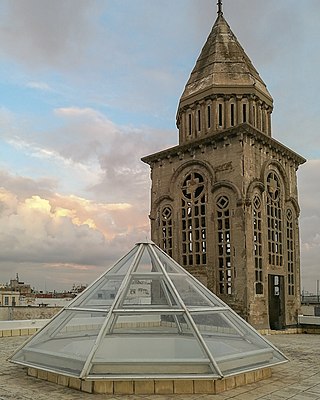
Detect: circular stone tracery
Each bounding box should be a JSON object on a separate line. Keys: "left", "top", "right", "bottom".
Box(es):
{"left": 182, "top": 172, "right": 204, "bottom": 201}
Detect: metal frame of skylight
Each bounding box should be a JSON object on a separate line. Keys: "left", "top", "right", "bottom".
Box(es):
{"left": 9, "top": 241, "right": 288, "bottom": 380}
{"left": 153, "top": 243, "right": 289, "bottom": 360}
{"left": 79, "top": 243, "right": 145, "bottom": 378}
{"left": 148, "top": 243, "right": 224, "bottom": 378}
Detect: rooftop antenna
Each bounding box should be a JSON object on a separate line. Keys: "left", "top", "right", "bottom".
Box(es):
{"left": 217, "top": 0, "right": 223, "bottom": 16}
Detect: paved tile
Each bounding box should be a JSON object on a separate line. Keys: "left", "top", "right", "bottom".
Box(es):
{"left": 0, "top": 334, "right": 320, "bottom": 399}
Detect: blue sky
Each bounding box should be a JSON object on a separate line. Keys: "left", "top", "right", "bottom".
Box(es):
{"left": 0, "top": 0, "right": 319, "bottom": 293}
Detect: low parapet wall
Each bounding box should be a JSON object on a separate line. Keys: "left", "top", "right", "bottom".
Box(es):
{"left": 0, "top": 319, "right": 48, "bottom": 337}
{"left": 298, "top": 315, "right": 320, "bottom": 325}
{"left": 0, "top": 306, "right": 61, "bottom": 321}
{"left": 1, "top": 318, "right": 320, "bottom": 339}
{"left": 298, "top": 315, "right": 320, "bottom": 334}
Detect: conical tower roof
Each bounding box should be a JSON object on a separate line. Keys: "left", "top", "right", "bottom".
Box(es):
{"left": 176, "top": 10, "right": 274, "bottom": 140}
{"left": 10, "top": 242, "right": 287, "bottom": 380}
{"left": 179, "top": 14, "right": 272, "bottom": 105}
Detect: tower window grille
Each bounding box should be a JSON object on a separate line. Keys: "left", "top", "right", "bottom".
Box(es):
{"left": 266, "top": 172, "right": 283, "bottom": 266}
{"left": 198, "top": 109, "right": 201, "bottom": 132}
{"left": 207, "top": 105, "right": 211, "bottom": 128}
{"left": 243, "top": 103, "right": 247, "bottom": 123}
{"left": 161, "top": 206, "right": 173, "bottom": 257}
{"left": 253, "top": 195, "right": 263, "bottom": 295}
{"left": 286, "top": 209, "right": 295, "bottom": 296}
{"left": 218, "top": 104, "right": 223, "bottom": 127}
{"left": 231, "top": 104, "right": 235, "bottom": 126}
{"left": 188, "top": 113, "right": 192, "bottom": 136}
{"left": 181, "top": 172, "right": 207, "bottom": 267}
{"left": 216, "top": 195, "right": 233, "bottom": 295}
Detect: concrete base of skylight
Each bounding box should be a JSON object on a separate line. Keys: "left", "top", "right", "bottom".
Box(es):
{"left": 27, "top": 367, "right": 272, "bottom": 394}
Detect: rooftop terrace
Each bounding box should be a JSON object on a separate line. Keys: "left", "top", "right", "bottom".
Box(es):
{"left": 1, "top": 334, "right": 320, "bottom": 400}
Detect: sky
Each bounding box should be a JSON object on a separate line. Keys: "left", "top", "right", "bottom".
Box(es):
{"left": 0, "top": 0, "right": 319, "bottom": 293}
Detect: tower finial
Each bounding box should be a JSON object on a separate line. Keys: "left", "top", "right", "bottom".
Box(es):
{"left": 217, "top": 0, "right": 223, "bottom": 16}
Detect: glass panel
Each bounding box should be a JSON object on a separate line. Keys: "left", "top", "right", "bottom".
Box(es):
{"left": 120, "top": 278, "right": 178, "bottom": 308}
{"left": 11, "top": 310, "right": 106, "bottom": 375}
{"left": 170, "top": 275, "right": 224, "bottom": 308}
{"left": 72, "top": 277, "right": 122, "bottom": 309}
{"left": 191, "top": 311, "right": 287, "bottom": 375}
{"left": 133, "top": 245, "right": 160, "bottom": 273}
{"left": 108, "top": 245, "right": 138, "bottom": 275}
{"left": 110, "top": 313, "right": 192, "bottom": 335}
{"left": 191, "top": 312, "right": 239, "bottom": 337}
{"left": 89, "top": 313, "right": 212, "bottom": 376}
{"left": 152, "top": 245, "right": 182, "bottom": 273}
{"left": 71, "top": 247, "right": 138, "bottom": 308}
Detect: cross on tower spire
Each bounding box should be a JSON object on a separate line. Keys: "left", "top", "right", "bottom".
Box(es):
{"left": 217, "top": 0, "right": 223, "bottom": 16}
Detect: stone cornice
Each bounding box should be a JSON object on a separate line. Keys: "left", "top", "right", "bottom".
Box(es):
{"left": 178, "top": 85, "right": 273, "bottom": 113}
{"left": 141, "top": 123, "right": 306, "bottom": 167}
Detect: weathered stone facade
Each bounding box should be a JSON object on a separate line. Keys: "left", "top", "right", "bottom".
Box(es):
{"left": 142, "top": 9, "right": 305, "bottom": 329}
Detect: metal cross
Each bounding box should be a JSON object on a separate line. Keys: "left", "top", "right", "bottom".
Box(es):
{"left": 217, "top": 0, "right": 223, "bottom": 16}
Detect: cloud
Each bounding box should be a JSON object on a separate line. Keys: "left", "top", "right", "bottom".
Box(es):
{"left": 0, "top": 0, "right": 101, "bottom": 71}
{"left": 298, "top": 160, "right": 320, "bottom": 292}
{"left": 298, "top": 160, "right": 320, "bottom": 217}
{"left": 26, "top": 81, "right": 52, "bottom": 91}
{"left": 0, "top": 184, "right": 150, "bottom": 290}
{"left": 0, "top": 170, "right": 57, "bottom": 200}
{"left": 0, "top": 101, "right": 171, "bottom": 290}
{"left": 2, "top": 106, "right": 173, "bottom": 202}
{"left": 0, "top": 0, "right": 319, "bottom": 297}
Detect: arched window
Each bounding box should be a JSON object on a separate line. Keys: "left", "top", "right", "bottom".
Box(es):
{"left": 266, "top": 172, "right": 283, "bottom": 266}
{"left": 253, "top": 195, "right": 263, "bottom": 295}
{"left": 181, "top": 172, "right": 207, "bottom": 267}
{"left": 286, "top": 208, "right": 295, "bottom": 296}
{"left": 216, "top": 195, "right": 233, "bottom": 295}
{"left": 161, "top": 206, "right": 173, "bottom": 257}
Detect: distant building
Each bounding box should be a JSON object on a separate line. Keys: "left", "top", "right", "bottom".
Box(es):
{"left": 0, "top": 290, "right": 20, "bottom": 306}
{"left": 9, "top": 273, "right": 32, "bottom": 296}
{"left": 142, "top": 5, "right": 305, "bottom": 329}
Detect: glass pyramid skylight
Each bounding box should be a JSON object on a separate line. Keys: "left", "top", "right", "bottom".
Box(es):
{"left": 10, "top": 242, "right": 287, "bottom": 379}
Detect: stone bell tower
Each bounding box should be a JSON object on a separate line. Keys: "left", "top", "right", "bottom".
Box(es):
{"left": 142, "top": 3, "right": 306, "bottom": 329}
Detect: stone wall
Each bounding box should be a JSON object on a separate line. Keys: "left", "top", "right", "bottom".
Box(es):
{"left": 0, "top": 306, "right": 61, "bottom": 321}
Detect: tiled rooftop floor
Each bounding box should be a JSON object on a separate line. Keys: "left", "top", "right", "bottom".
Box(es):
{"left": 1, "top": 334, "right": 320, "bottom": 399}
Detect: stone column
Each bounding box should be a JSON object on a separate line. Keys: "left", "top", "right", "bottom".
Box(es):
{"left": 257, "top": 102, "right": 262, "bottom": 131}
{"left": 200, "top": 101, "right": 205, "bottom": 135}
{"left": 224, "top": 96, "right": 230, "bottom": 129}
{"left": 237, "top": 96, "right": 242, "bottom": 125}
{"left": 267, "top": 110, "right": 272, "bottom": 136}
{"left": 191, "top": 106, "right": 196, "bottom": 139}
{"left": 206, "top": 99, "right": 212, "bottom": 133}
{"left": 212, "top": 96, "right": 217, "bottom": 131}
